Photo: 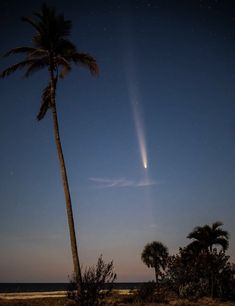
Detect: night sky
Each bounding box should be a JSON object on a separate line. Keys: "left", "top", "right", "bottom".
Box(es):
{"left": 1, "top": 0, "right": 235, "bottom": 282}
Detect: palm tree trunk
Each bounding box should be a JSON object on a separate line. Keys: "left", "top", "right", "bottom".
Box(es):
{"left": 48, "top": 60, "right": 82, "bottom": 297}
{"left": 51, "top": 103, "right": 82, "bottom": 287}
{"left": 52, "top": 104, "right": 82, "bottom": 289}
{"left": 154, "top": 267, "right": 158, "bottom": 285}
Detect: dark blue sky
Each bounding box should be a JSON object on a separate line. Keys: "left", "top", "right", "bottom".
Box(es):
{"left": 1, "top": 0, "right": 235, "bottom": 282}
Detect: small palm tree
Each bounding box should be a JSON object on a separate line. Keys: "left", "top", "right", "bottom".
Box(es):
{"left": 141, "top": 241, "right": 168, "bottom": 283}
{"left": 187, "top": 221, "right": 229, "bottom": 253}
{"left": 0, "top": 4, "right": 98, "bottom": 293}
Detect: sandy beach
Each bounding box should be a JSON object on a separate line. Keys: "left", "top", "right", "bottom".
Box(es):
{"left": 0, "top": 289, "right": 132, "bottom": 300}
{"left": 0, "top": 291, "right": 66, "bottom": 300}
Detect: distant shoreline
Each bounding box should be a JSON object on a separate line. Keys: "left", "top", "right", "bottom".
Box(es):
{"left": 0, "top": 282, "right": 143, "bottom": 293}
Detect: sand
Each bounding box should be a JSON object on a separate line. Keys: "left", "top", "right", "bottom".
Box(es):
{"left": 0, "top": 291, "right": 66, "bottom": 300}
{"left": 0, "top": 289, "right": 131, "bottom": 300}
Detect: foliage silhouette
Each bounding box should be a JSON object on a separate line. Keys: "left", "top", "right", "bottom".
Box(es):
{"left": 186, "top": 221, "right": 229, "bottom": 297}
{"left": 168, "top": 248, "right": 235, "bottom": 299}
{"left": 167, "top": 222, "right": 233, "bottom": 299}
{"left": 187, "top": 221, "right": 229, "bottom": 253}
{"left": 141, "top": 241, "right": 168, "bottom": 283}
{"left": 67, "top": 255, "right": 116, "bottom": 306}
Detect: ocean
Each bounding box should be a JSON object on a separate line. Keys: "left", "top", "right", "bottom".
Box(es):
{"left": 0, "top": 283, "right": 143, "bottom": 293}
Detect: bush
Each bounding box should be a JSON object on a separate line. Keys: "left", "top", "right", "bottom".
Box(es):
{"left": 67, "top": 255, "right": 116, "bottom": 306}
{"left": 167, "top": 248, "right": 235, "bottom": 299}
{"left": 134, "top": 281, "right": 156, "bottom": 303}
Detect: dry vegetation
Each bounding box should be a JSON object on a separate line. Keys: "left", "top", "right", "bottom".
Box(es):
{"left": 1, "top": 296, "right": 235, "bottom": 306}
{"left": 0, "top": 297, "right": 67, "bottom": 306}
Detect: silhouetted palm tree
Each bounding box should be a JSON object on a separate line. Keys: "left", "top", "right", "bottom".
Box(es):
{"left": 141, "top": 241, "right": 168, "bottom": 283}
{"left": 187, "top": 221, "right": 229, "bottom": 254}
{"left": 0, "top": 4, "right": 98, "bottom": 292}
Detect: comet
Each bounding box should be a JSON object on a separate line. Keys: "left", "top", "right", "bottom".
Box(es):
{"left": 127, "top": 78, "right": 148, "bottom": 170}
{"left": 123, "top": 37, "right": 148, "bottom": 170}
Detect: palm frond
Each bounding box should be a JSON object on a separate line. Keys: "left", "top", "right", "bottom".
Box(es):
{"left": 27, "top": 49, "right": 48, "bottom": 59}
{"left": 212, "top": 221, "right": 223, "bottom": 230}
{"left": 22, "top": 16, "right": 41, "bottom": 32}
{"left": 186, "top": 240, "right": 204, "bottom": 253}
{"left": 3, "top": 47, "right": 37, "bottom": 57}
{"left": 71, "top": 52, "right": 99, "bottom": 76}
{"left": 55, "top": 15, "right": 72, "bottom": 37}
{"left": 33, "top": 3, "right": 54, "bottom": 19}
{"left": 32, "top": 34, "right": 46, "bottom": 49}
{"left": 37, "top": 83, "right": 51, "bottom": 120}
{"left": 0, "top": 60, "right": 34, "bottom": 78}
{"left": 56, "top": 39, "right": 76, "bottom": 54}
{"left": 187, "top": 226, "right": 201, "bottom": 239}
{"left": 24, "top": 57, "right": 48, "bottom": 77}
{"left": 214, "top": 238, "right": 229, "bottom": 251}
{"left": 59, "top": 64, "right": 71, "bottom": 79}
{"left": 56, "top": 56, "right": 71, "bottom": 78}
{"left": 214, "top": 228, "right": 229, "bottom": 239}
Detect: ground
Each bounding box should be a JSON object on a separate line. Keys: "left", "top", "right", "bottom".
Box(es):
{"left": 1, "top": 297, "right": 235, "bottom": 306}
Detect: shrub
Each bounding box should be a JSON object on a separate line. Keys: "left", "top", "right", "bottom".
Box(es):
{"left": 134, "top": 281, "right": 156, "bottom": 303}
{"left": 67, "top": 255, "right": 116, "bottom": 306}
{"left": 167, "top": 248, "right": 235, "bottom": 299}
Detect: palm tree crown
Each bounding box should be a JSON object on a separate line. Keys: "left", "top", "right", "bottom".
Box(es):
{"left": 1, "top": 3, "right": 98, "bottom": 119}
{"left": 187, "top": 221, "right": 229, "bottom": 253}
{"left": 141, "top": 241, "right": 168, "bottom": 283}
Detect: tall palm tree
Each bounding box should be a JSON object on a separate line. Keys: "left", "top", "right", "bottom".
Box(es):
{"left": 187, "top": 221, "right": 229, "bottom": 253}
{"left": 0, "top": 4, "right": 98, "bottom": 292}
{"left": 141, "top": 241, "right": 168, "bottom": 283}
